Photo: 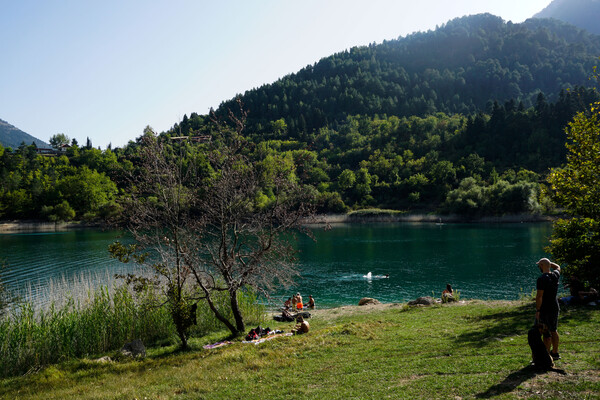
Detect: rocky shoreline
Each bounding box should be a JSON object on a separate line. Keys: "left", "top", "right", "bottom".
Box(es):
{"left": 0, "top": 220, "right": 103, "bottom": 233}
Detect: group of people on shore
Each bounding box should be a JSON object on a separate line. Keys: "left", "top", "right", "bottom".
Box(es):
{"left": 280, "top": 293, "right": 314, "bottom": 334}
{"left": 283, "top": 293, "right": 315, "bottom": 311}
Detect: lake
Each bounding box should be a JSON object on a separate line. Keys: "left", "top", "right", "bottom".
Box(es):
{"left": 0, "top": 222, "right": 553, "bottom": 308}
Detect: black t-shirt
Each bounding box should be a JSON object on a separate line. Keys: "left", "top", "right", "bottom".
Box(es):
{"left": 537, "top": 270, "right": 560, "bottom": 313}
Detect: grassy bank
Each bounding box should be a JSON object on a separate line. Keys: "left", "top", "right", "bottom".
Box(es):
{"left": 1, "top": 300, "right": 598, "bottom": 399}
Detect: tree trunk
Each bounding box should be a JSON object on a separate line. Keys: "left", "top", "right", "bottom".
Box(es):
{"left": 205, "top": 292, "right": 238, "bottom": 336}
{"left": 176, "top": 325, "right": 188, "bottom": 350}
{"left": 230, "top": 288, "right": 245, "bottom": 334}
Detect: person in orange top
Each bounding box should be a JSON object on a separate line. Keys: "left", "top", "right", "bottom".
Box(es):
{"left": 442, "top": 284, "right": 456, "bottom": 303}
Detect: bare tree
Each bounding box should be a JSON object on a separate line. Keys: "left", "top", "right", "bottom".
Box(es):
{"left": 111, "top": 116, "right": 315, "bottom": 344}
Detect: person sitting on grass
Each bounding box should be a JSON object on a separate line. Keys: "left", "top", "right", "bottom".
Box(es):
{"left": 559, "top": 276, "right": 598, "bottom": 306}
{"left": 442, "top": 283, "right": 456, "bottom": 303}
{"left": 291, "top": 316, "right": 310, "bottom": 335}
{"left": 307, "top": 295, "right": 315, "bottom": 309}
{"left": 281, "top": 308, "right": 294, "bottom": 321}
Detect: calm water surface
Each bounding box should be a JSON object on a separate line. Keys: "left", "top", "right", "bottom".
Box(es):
{"left": 0, "top": 223, "right": 553, "bottom": 307}
{"left": 287, "top": 222, "right": 552, "bottom": 307}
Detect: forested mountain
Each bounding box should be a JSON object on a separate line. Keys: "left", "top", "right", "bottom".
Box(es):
{"left": 0, "top": 119, "right": 48, "bottom": 149}
{"left": 3, "top": 13, "right": 600, "bottom": 221}
{"left": 198, "top": 14, "right": 600, "bottom": 138}
{"left": 535, "top": 0, "right": 600, "bottom": 35}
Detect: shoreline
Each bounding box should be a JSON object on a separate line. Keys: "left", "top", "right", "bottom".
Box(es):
{"left": 305, "top": 212, "right": 555, "bottom": 225}
{"left": 270, "top": 298, "right": 527, "bottom": 320}
{"left": 0, "top": 220, "right": 103, "bottom": 233}
{"left": 0, "top": 213, "right": 556, "bottom": 233}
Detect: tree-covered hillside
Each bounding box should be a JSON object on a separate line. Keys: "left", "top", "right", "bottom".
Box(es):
{"left": 202, "top": 14, "right": 600, "bottom": 138}
{"left": 3, "top": 13, "right": 600, "bottom": 221}
{"left": 0, "top": 119, "right": 48, "bottom": 149}
{"left": 2, "top": 88, "right": 598, "bottom": 220}
{"left": 535, "top": 0, "right": 600, "bottom": 35}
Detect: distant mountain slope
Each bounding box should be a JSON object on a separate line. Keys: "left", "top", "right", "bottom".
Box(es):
{"left": 535, "top": 0, "right": 600, "bottom": 35}
{"left": 203, "top": 14, "right": 600, "bottom": 138}
{"left": 0, "top": 119, "right": 49, "bottom": 149}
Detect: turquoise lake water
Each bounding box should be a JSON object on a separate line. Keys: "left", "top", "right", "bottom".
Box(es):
{"left": 0, "top": 222, "right": 554, "bottom": 308}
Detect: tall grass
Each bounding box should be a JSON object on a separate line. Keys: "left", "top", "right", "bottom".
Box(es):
{"left": 0, "top": 274, "right": 265, "bottom": 378}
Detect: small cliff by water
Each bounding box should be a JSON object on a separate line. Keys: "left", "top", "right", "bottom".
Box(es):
{"left": 0, "top": 220, "right": 102, "bottom": 233}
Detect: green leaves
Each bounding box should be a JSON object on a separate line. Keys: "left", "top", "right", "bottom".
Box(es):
{"left": 547, "top": 101, "right": 600, "bottom": 286}
{"left": 548, "top": 102, "right": 600, "bottom": 219}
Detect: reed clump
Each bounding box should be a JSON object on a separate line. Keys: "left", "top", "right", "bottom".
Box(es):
{"left": 0, "top": 275, "right": 265, "bottom": 378}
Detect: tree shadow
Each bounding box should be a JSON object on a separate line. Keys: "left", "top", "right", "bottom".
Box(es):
{"left": 454, "top": 302, "right": 599, "bottom": 347}
{"left": 476, "top": 365, "right": 567, "bottom": 398}
{"left": 453, "top": 303, "right": 532, "bottom": 347}
{"left": 558, "top": 304, "right": 598, "bottom": 324}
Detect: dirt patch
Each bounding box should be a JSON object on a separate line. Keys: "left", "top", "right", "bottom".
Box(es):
{"left": 301, "top": 300, "right": 475, "bottom": 320}
{"left": 307, "top": 302, "right": 404, "bottom": 320}
{"left": 269, "top": 303, "right": 402, "bottom": 322}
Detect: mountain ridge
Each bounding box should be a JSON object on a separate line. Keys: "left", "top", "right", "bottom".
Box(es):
{"left": 534, "top": 0, "right": 600, "bottom": 35}
{"left": 203, "top": 14, "right": 600, "bottom": 139}
{"left": 0, "top": 119, "right": 49, "bottom": 149}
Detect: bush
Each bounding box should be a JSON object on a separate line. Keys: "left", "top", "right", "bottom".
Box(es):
{"left": 548, "top": 218, "right": 600, "bottom": 288}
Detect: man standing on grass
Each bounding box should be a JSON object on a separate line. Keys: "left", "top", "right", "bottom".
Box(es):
{"left": 535, "top": 257, "right": 561, "bottom": 360}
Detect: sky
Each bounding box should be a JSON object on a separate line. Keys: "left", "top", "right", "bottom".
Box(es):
{"left": 0, "top": 0, "right": 553, "bottom": 149}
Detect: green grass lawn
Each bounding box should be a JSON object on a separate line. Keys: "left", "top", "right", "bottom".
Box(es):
{"left": 1, "top": 300, "right": 598, "bottom": 399}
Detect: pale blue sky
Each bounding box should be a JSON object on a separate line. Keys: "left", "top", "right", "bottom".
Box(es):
{"left": 0, "top": 0, "right": 552, "bottom": 148}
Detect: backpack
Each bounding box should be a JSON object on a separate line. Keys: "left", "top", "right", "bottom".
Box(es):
{"left": 245, "top": 329, "right": 258, "bottom": 341}
{"left": 527, "top": 325, "right": 554, "bottom": 370}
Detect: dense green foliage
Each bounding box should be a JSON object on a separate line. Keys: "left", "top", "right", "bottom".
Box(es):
{"left": 0, "top": 142, "right": 120, "bottom": 221}
{"left": 1, "top": 88, "right": 598, "bottom": 220}
{"left": 547, "top": 101, "right": 600, "bottom": 287}
{"left": 209, "top": 14, "right": 600, "bottom": 138}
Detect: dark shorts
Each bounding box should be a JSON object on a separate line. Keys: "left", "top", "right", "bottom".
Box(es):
{"left": 538, "top": 310, "right": 559, "bottom": 334}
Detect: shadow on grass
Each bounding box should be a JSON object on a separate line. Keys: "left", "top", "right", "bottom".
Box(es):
{"left": 558, "top": 304, "right": 598, "bottom": 324}
{"left": 476, "top": 365, "right": 567, "bottom": 398}
{"left": 453, "top": 302, "right": 532, "bottom": 347}
{"left": 455, "top": 302, "right": 598, "bottom": 347}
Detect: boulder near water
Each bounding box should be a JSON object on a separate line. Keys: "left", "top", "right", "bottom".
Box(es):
{"left": 407, "top": 296, "right": 436, "bottom": 306}
{"left": 358, "top": 297, "right": 380, "bottom": 306}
